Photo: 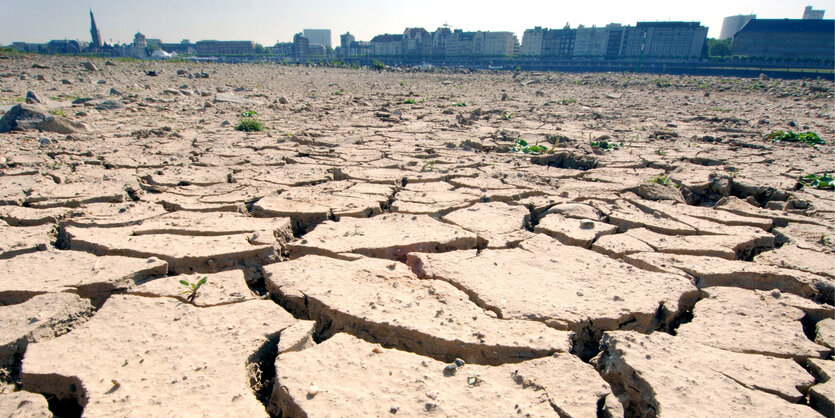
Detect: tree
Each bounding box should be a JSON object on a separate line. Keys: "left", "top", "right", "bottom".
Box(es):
{"left": 705, "top": 38, "right": 732, "bottom": 58}
{"left": 254, "top": 43, "right": 266, "bottom": 54}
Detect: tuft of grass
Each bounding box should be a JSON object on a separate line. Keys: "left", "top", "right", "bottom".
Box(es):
{"left": 235, "top": 110, "right": 265, "bottom": 132}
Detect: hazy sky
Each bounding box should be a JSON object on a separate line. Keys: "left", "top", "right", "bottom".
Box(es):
{"left": 0, "top": 0, "right": 829, "bottom": 46}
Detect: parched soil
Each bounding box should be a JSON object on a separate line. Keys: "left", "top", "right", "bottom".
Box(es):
{"left": 0, "top": 55, "right": 833, "bottom": 417}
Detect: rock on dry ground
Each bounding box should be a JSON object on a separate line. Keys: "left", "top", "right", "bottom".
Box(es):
{"left": 0, "top": 55, "right": 833, "bottom": 415}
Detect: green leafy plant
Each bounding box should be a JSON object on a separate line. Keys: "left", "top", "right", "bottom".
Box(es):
{"left": 820, "top": 233, "right": 831, "bottom": 246}
{"left": 332, "top": 90, "right": 343, "bottom": 95}
{"left": 235, "top": 110, "right": 265, "bottom": 132}
{"left": 556, "top": 98, "right": 577, "bottom": 105}
{"left": 590, "top": 140, "right": 623, "bottom": 151}
{"left": 767, "top": 131, "right": 825, "bottom": 146}
{"left": 399, "top": 81, "right": 405, "bottom": 87}
{"left": 800, "top": 172, "right": 834, "bottom": 190}
{"left": 452, "top": 101, "right": 467, "bottom": 107}
{"left": 654, "top": 147, "right": 666, "bottom": 156}
{"left": 179, "top": 276, "right": 208, "bottom": 304}
{"left": 402, "top": 98, "right": 417, "bottom": 104}
{"left": 372, "top": 59, "right": 385, "bottom": 70}
{"left": 500, "top": 112, "right": 514, "bottom": 120}
{"left": 49, "top": 109, "right": 66, "bottom": 117}
{"left": 512, "top": 138, "right": 550, "bottom": 154}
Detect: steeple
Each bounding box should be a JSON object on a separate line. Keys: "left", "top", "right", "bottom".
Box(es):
{"left": 90, "top": 8, "right": 102, "bottom": 48}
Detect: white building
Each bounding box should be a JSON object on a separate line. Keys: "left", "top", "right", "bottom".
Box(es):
{"left": 720, "top": 14, "right": 756, "bottom": 39}
{"left": 303, "top": 29, "right": 332, "bottom": 48}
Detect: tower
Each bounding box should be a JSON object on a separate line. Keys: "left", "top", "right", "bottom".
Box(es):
{"left": 90, "top": 9, "right": 102, "bottom": 48}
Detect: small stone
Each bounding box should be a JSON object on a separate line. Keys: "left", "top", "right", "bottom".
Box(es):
{"left": 579, "top": 219, "right": 595, "bottom": 229}
{"left": 389, "top": 406, "right": 399, "bottom": 414}
{"left": 307, "top": 384, "right": 319, "bottom": 397}
{"left": 771, "top": 289, "right": 782, "bottom": 299}
{"left": 443, "top": 363, "right": 458, "bottom": 376}
{"left": 454, "top": 358, "right": 465, "bottom": 367}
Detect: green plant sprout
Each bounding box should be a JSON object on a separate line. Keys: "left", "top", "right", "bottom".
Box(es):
{"left": 654, "top": 148, "right": 666, "bottom": 156}
{"left": 512, "top": 138, "right": 550, "bottom": 154}
{"left": 452, "top": 101, "right": 467, "bottom": 107}
{"left": 179, "top": 276, "right": 208, "bottom": 304}
{"left": 501, "top": 112, "right": 514, "bottom": 120}
{"left": 648, "top": 174, "right": 679, "bottom": 187}
{"left": 590, "top": 140, "right": 623, "bottom": 151}
{"left": 403, "top": 98, "right": 417, "bottom": 104}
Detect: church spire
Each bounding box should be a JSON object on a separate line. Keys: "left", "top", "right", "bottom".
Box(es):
{"left": 90, "top": 8, "right": 102, "bottom": 48}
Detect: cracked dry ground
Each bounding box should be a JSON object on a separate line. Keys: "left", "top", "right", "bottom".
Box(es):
{"left": 0, "top": 56, "right": 833, "bottom": 417}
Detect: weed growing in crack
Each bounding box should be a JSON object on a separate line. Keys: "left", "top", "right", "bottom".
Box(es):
{"left": 179, "top": 276, "right": 208, "bottom": 304}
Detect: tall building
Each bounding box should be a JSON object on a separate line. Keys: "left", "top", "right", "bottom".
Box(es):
{"left": 89, "top": 9, "right": 102, "bottom": 48}
{"left": 293, "top": 33, "right": 310, "bottom": 58}
{"left": 731, "top": 19, "right": 834, "bottom": 60}
{"left": 340, "top": 32, "right": 355, "bottom": 49}
{"left": 624, "top": 22, "right": 707, "bottom": 58}
{"left": 521, "top": 27, "right": 545, "bottom": 56}
{"left": 720, "top": 14, "right": 756, "bottom": 39}
{"left": 803, "top": 6, "right": 825, "bottom": 19}
{"left": 303, "top": 29, "right": 331, "bottom": 48}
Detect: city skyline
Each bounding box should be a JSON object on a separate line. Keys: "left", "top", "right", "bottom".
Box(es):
{"left": 0, "top": 0, "right": 827, "bottom": 46}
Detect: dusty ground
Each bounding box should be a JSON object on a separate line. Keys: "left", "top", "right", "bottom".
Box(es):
{"left": 0, "top": 54, "right": 833, "bottom": 417}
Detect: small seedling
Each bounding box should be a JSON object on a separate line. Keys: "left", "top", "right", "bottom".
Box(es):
{"left": 590, "top": 140, "right": 623, "bottom": 151}
{"left": 332, "top": 90, "right": 342, "bottom": 95}
{"left": 399, "top": 81, "right": 405, "bottom": 87}
{"left": 512, "top": 138, "right": 550, "bottom": 154}
{"left": 48, "top": 109, "right": 66, "bottom": 117}
{"left": 452, "top": 101, "right": 467, "bottom": 107}
{"left": 648, "top": 174, "right": 678, "bottom": 187}
{"left": 403, "top": 98, "right": 417, "bottom": 104}
{"left": 820, "top": 233, "right": 831, "bottom": 246}
{"left": 556, "top": 98, "right": 577, "bottom": 105}
{"left": 799, "top": 172, "right": 834, "bottom": 190}
{"left": 179, "top": 276, "right": 207, "bottom": 304}
{"left": 500, "top": 112, "right": 514, "bottom": 120}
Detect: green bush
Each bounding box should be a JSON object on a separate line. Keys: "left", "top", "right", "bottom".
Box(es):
{"left": 372, "top": 59, "right": 385, "bottom": 70}
{"left": 235, "top": 110, "right": 265, "bottom": 132}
